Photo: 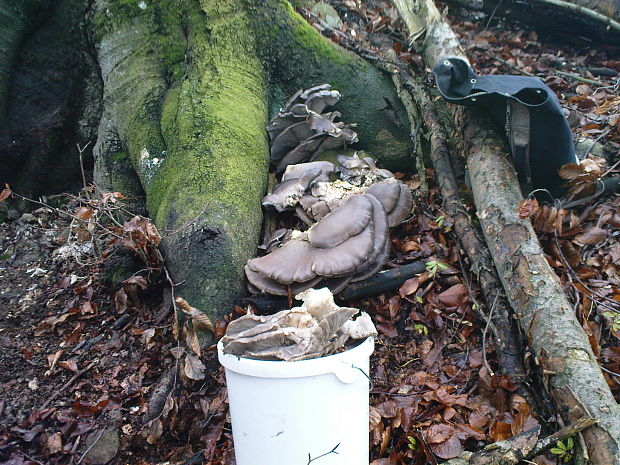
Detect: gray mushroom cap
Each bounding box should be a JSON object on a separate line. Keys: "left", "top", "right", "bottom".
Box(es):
{"left": 247, "top": 238, "right": 317, "bottom": 284}
{"left": 245, "top": 265, "right": 322, "bottom": 296}
{"left": 282, "top": 161, "right": 335, "bottom": 183}
{"left": 365, "top": 180, "right": 413, "bottom": 227}
{"left": 270, "top": 121, "right": 313, "bottom": 161}
{"left": 261, "top": 168, "right": 322, "bottom": 212}
{"left": 311, "top": 224, "right": 375, "bottom": 276}
{"left": 307, "top": 194, "right": 373, "bottom": 249}
{"left": 350, "top": 193, "right": 390, "bottom": 282}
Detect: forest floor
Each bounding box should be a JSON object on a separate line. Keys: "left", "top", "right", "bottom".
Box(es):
{"left": 1, "top": 2, "right": 620, "bottom": 465}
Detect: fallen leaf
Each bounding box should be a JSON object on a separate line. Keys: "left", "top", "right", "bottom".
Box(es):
{"left": 574, "top": 227, "right": 608, "bottom": 246}
{"left": 0, "top": 183, "right": 11, "bottom": 203}
{"left": 47, "top": 432, "right": 63, "bottom": 454}
{"left": 59, "top": 360, "right": 78, "bottom": 372}
{"left": 184, "top": 354, "right": 206, "bottom": 380}
{"left": 145, "top": 418, "right": 163, "bottom": 444}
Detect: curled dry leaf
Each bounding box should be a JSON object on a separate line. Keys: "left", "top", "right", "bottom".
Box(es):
{"left": 145, "top": 418, "right": 163, "bottom": 444}
{"left": 184, "top": 353, "right": 206, "bottom": 380}
{"left": 59, "top": 360, "right": 78, "bottom": 372}
{"left": 0, "top": 183, "right": 11, "bottom": 202}
{"left": 425, "top": 423, "right": 463, "bottom": 459}
{"left": 574, "top": 226, "right": 608, "bottom": 246}
{"left": 176, "top": 297, "right": 214, "bottom": 332}
{"left": 183, "top": 324, "right": 201, "bottom": 357}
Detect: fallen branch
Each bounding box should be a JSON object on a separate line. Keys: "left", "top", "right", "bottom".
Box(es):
{"left": 392, "top": 0, "right": 620, "bottom": 462}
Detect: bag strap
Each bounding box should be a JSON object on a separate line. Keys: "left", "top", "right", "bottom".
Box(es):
{"left": 507, "top": 101, "right": 532, "bottom": 191}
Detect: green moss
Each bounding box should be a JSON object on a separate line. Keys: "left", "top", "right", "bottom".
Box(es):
{"left": 111, "top": 151, "right": 128, "bottom": 162}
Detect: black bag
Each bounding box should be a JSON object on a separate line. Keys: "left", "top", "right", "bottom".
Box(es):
{"left": 433, "top": 57, "right": 577, "bottom": 197}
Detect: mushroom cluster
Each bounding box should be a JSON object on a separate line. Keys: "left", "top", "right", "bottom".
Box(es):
{"left": 267, "top": 84, "right": 358, "bottom": 173}
{"left": 222, "top": 288, "right": 376, "bottom": 361}
{"left": 246, "top": 86, "right": 413, "bottom": 297}
{"left": 246, "top": 174, "right": 412, "bottom": 296}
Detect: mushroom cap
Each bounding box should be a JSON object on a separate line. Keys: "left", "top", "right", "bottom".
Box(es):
{"left": 282, "top": 161, "right": 335, "bottom": 183}
{"left": 307, "top": 194, "right": 373, "bottom": 249}
{"left": 266, "top": 104, "right": 311, "bottom": 141}
{"left": 365, "top": 180, "right": 401, "bottom": 212}
{"left": 261, "top": 168, "right": 321, "bottom": 212}
{"left": 271, "top": 121, "right": 313, "bottom": 161}
{"left": 245, "top": 265, "right": 322, "bottom": 296}
{"left": 311, "top": 223, "right": 375, "bottom": 276}
{"left": 387, "top": 183, "right": 413, "bottom": 227}
{"left": 365, "top": 180, "right": 413, "bottom": 227}
{"left": 349, "top": 193, "right": 389, "bottom": 281}
{"left": 305, "top": 89, "right": 341, "bottom": 113}
{"left": 275, "top": 136, "right": 325, "bottom": 173}
{"left": 247, "top": 239, "right": 316, "bottom": 284}
{"left": 300, "top": 84, "right": 332, "bottom": 100}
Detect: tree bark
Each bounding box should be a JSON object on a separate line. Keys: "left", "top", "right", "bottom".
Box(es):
{"left": 0, "top": 0, "right": 413, "bottom": 321}
{"left": 392, "top": 0, "right": 620, "bottom": 462}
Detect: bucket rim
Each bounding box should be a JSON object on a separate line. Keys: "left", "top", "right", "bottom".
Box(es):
{"left": 217, "top": 337, "right": 374, "bottom": 379}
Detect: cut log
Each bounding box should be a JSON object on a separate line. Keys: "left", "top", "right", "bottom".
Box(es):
{"left": 392, "top": 0, "right": 620, "bottom": 462}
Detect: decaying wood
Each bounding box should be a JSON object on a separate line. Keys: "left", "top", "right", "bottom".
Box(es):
{"left": 526, "top": 416, "right": 598, "bottom": 459}
{"left": 392, "top": 0, "right": 620, "bottom": 462}
{"left": 338, "top": 261, "right": 427, "bottom": 300}
{"left": 383, "top": 56, "right": 534, "bottom": 403}
{"left": 445, "top": 416, "right": 597, "bottom": 464}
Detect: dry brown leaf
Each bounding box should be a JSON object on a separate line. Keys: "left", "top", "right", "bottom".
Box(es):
{"left": 183, "top": 324, "right": 201, "bottom": 356}
{"left": 0, "top": 183, "right": 11, "bottom": 203}
{"left": 47, "top": 432, "right": 63, "bottom": 454}
{"left": 425, "top": 424, "right": 463, "bottom": 459}
{"left": 184, "top": 353, "right": 206, "bottom": 380}
{"left": 34, "top": 313, "right": 71, "bottom": 336}
{"left": 145, "top": 418, "right": 163, "bottom": 445}
{"left": 399, "top": 277, "right": 420, "bottom": 298}
{"left": 519, "top": 198, "right": 539, "bottom": 219}
{"left": 59, "top": 360, "right": 78, "bottom": 373}
{"left": 574, "top": 226, "right": 608, "bottom": 246}
{"left": 369, "top": 406, "right": 382, "bottom": 431}
{"left": 176, "top": 297, "right": 214, "bottom": 332}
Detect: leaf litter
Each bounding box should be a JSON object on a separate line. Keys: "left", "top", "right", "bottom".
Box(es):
{"left": 1, "top": 1, "right": 619, "bottom": 464}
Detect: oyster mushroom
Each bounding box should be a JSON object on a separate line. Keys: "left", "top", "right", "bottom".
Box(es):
{"left": 365, "top": 179, "right": 413, "bottom": 227}
{"left": 282, "top": 161, "right": 335, "bottom": 183}
{"left": 261, "top": 168, "right": 322, "bottom": 212}
{"left": 307, "top": 194, "right": 373, "bottom": 249}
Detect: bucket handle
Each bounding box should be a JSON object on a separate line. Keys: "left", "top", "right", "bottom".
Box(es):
{"left": 332, "top": 362, "right": 372, "bottom": 388}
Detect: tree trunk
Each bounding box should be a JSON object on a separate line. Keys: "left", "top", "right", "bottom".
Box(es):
{"left": 0, "top": 0, "right": 413, "bottom": 321}
{"left": 392, "top": 0, "right": 620, "bottom": 462}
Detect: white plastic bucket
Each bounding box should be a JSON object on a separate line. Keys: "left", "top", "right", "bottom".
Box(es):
{"left": 217, "top": 337, "right": 374, "bottom": 465}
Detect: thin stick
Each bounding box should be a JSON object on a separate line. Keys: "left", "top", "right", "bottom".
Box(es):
{"left": 482, "top": 292, "right": 499, "bottom": 377}
{"left": 556, "top": 70, "right": 605, "bottom": 87}
{"left": 526, "top": 416, "right": 598, "bottom": 459}
{"left": 76, "top": 141, "right": 92, "bottom": 194}
{"left": 77, "top": 427, "right": 106, "bottom": 464}
{"left": 39, "top": 361, "right": 96, "bottom": 411}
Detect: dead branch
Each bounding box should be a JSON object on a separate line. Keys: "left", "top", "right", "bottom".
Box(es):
{"left": 392, "top": 0, "right": 620, "bottom": 462}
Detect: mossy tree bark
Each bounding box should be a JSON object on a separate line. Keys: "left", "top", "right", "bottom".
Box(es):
{"left": 1, "top": 0, "right": 412, "bottom": 321}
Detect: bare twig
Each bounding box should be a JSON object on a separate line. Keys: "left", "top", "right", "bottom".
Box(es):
{"left": 526, "top": 416, "right": 598, "bottom": 459}
{"left": 482, "top": 292, "right": 499, "bottom": 377}
{"left": 76, "top": 427, "right": 106, "bottom": 464}
{"left": 39, "top": 361, "right": 97, "bottom": 411}
{"left": 76, "top": 141, "right": 92, "bottom": 195}
{"left": 307, "top": 443, "right": 340, "bottom": 464}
